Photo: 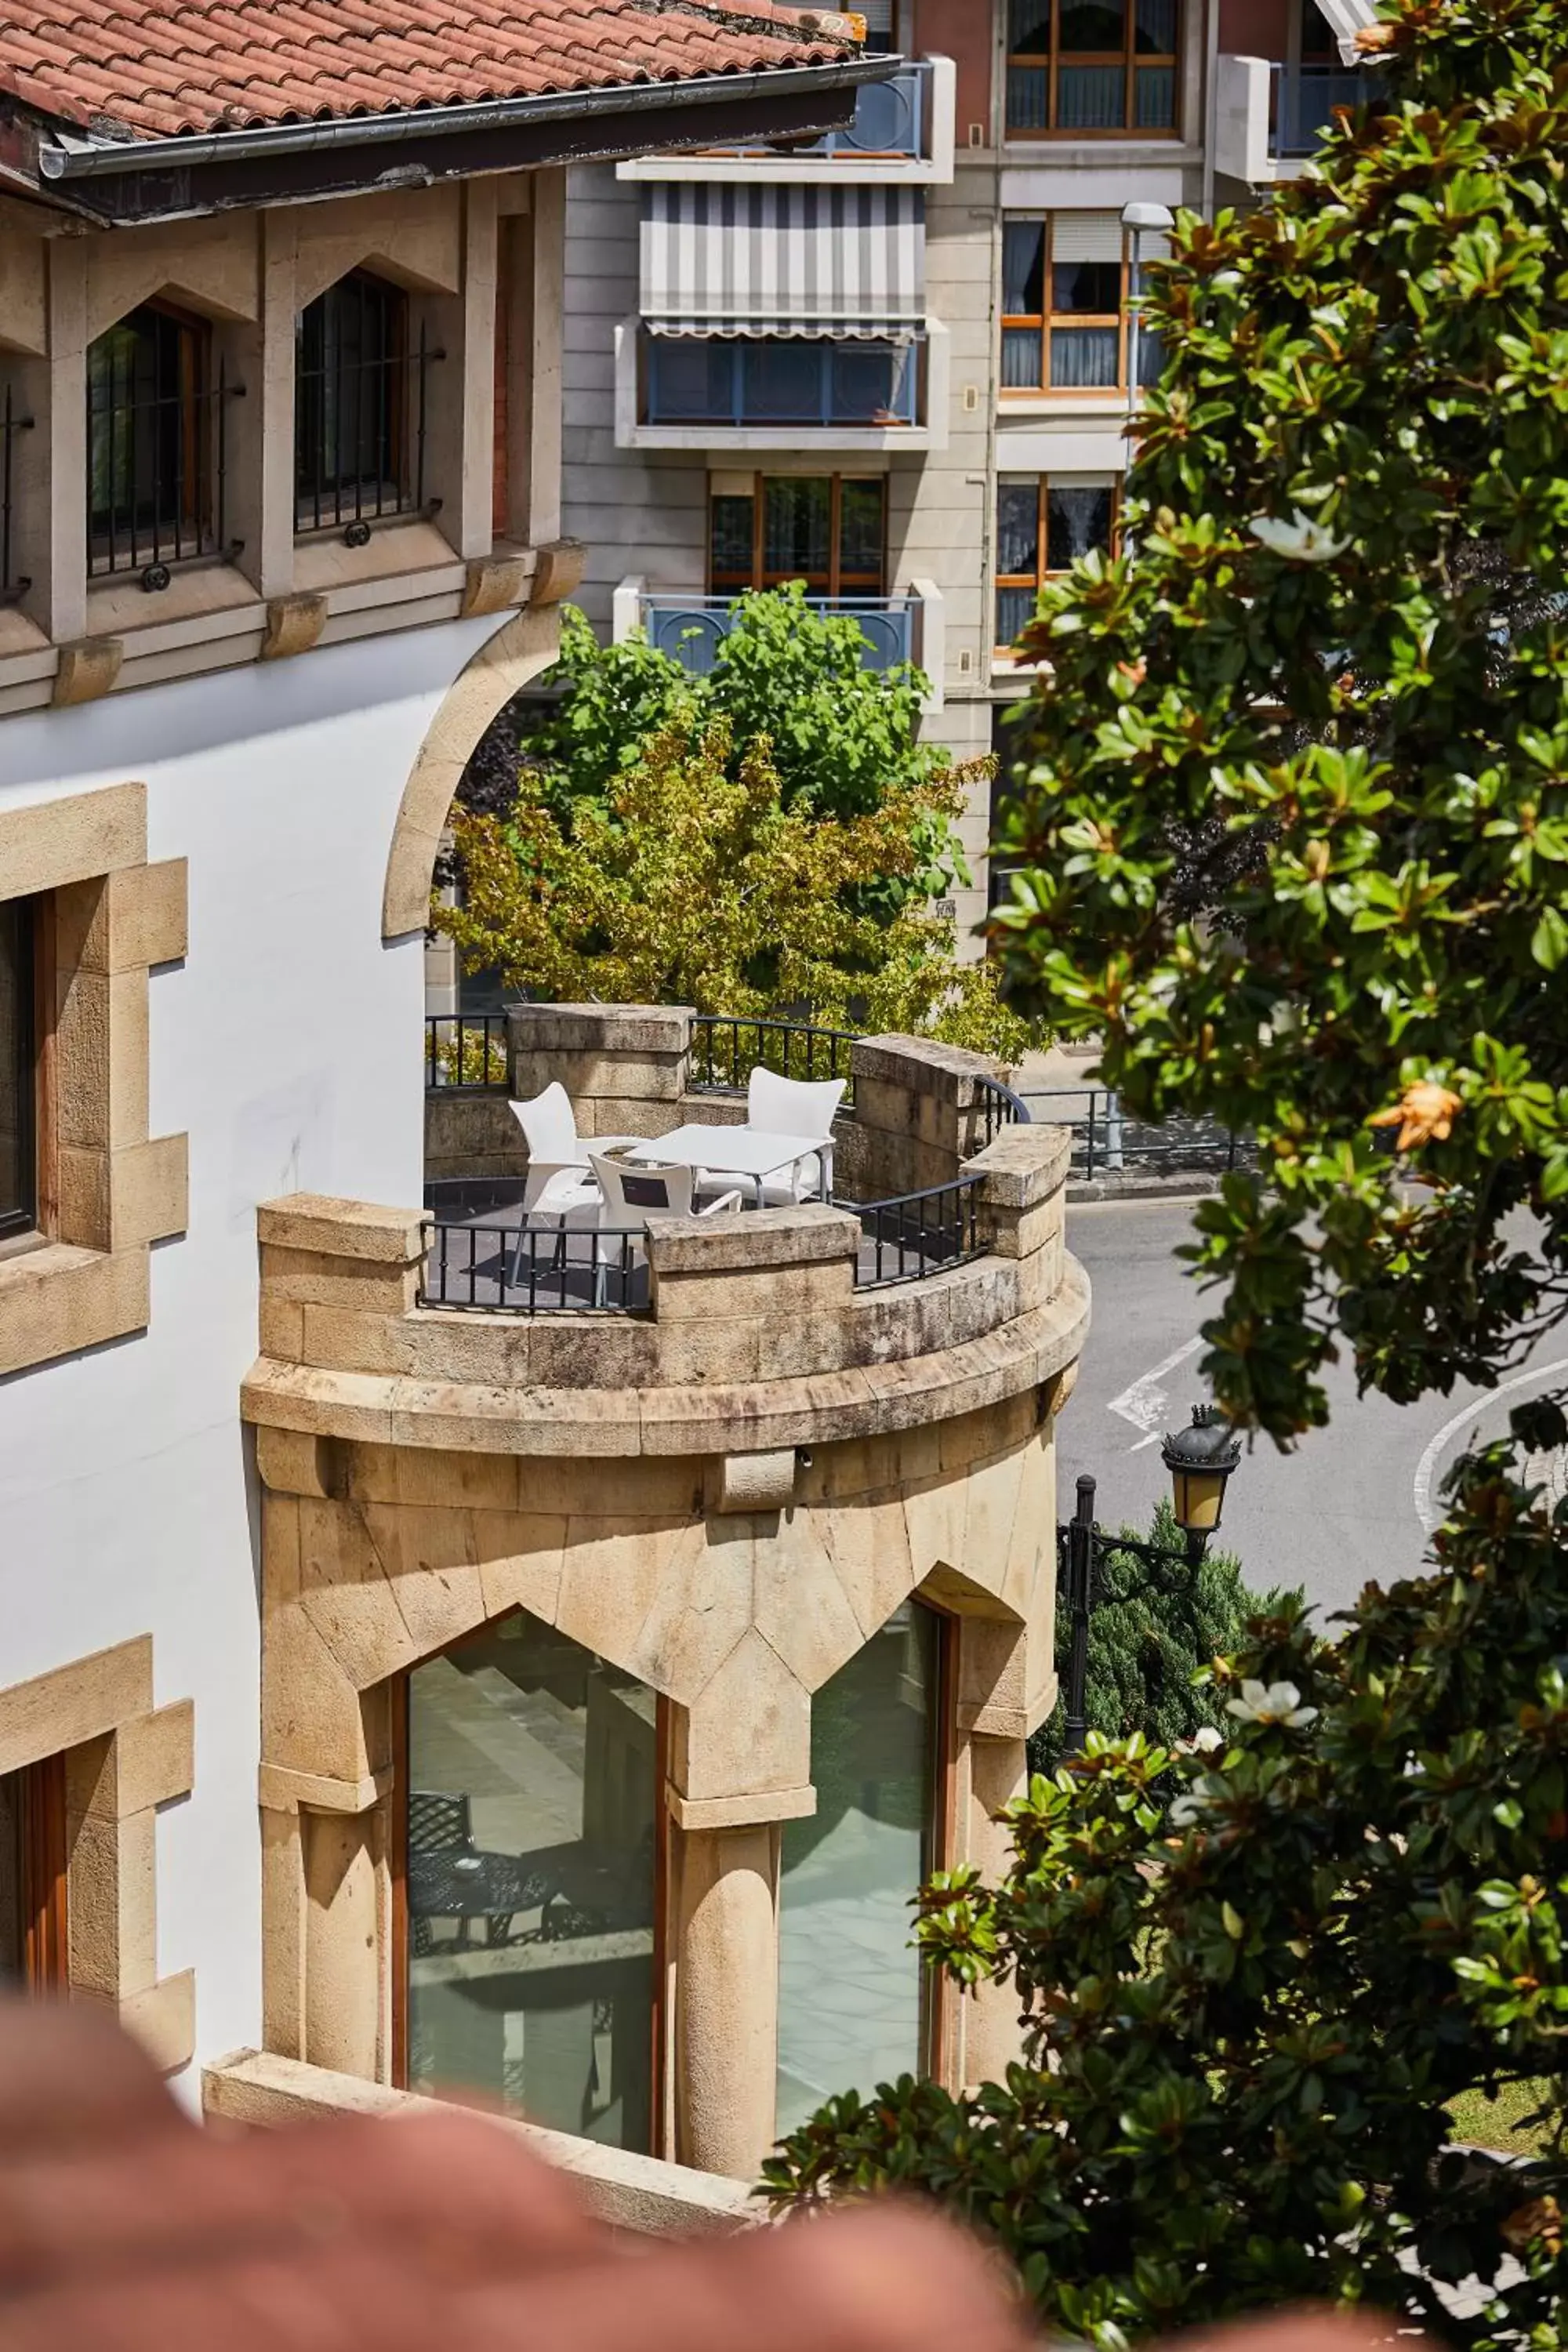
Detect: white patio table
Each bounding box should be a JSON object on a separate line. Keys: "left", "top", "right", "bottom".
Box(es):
{"left": 623, "top": 1123, "right": 830, "bottom": 1210}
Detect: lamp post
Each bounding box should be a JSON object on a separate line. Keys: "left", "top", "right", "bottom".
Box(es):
{"left": 1058, "top": 1404, "right": 1243, "bottom": 1753}
{"left": 1120, "top": 199, "right": 1175, "bottom": 405}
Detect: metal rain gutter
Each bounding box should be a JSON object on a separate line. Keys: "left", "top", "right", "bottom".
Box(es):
{"left": 36, "top": 56, "right": 894, "bottom": 181}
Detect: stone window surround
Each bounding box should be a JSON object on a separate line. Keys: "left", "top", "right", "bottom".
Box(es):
{"left": 0, "top": 173, "right": 579, "bottom": 712}
{"left": 0, "top": 1634, "right": 194, "bottom": 2073}
{"left": 0, "top": 780, "right": 188, "bottom": 1377}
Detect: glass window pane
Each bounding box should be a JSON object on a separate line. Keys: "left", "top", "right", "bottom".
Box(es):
{"left": 710, "top": 493, "right": 755, "bottom": 586}
{"left": 1001, "top": 327, "right": 1046, "bottom": 388}
{"left": 406, "top": 1614, "right": 657, "bottom": 2153}
{"left": 744, "top": 341, "right": 822, "bottom": 422}
{"left": 1009, "top": 0, "right": 1052, "bottom": 52}
{"left": 648, "top": 340, "right": 731, "bottom": 423}
{"left": 1134, "top": 62, "right": 1177, "bottom": 126}
{"left": 1136, "top": 325, "right": 1167, "bottom": 387}
{"left": 1050, "top": 325, "right": 1120, "bottom": 387}
{"left": 1057, "top": 63, "right": 1130, "bottom": 127}
{"left": 1052, "top": 258, "right": 1122, "bottom": 315}
{"left": 296, "top": 274, "right": 405, "bottom": 517}
{"left": 1136, "top": 0, "right": 1178, "bottom": 50}
{"left": 997, "top": 480, "right": 1042, "bottom": 575}
{"left": 837, "top": 479, "right": 887, "bottom": 586}
{"left": 1047, "top": 482, "right": 1115, "bottom": 568}
{"left": 777, "top": 1601, "right": 940, "bottom": 2136}
{"left": 87, "top": 306, "right": 205, "bottom": 572}
{"left": 1005, "top": 64, "right": 1050, "bottom": 131}
{"left": 829, "top": 343, "right": 909, "bottom": 424}
{"left": 1059, "top": 0, "right": 1127, "bottom": 49}
{"left": 996, "top": 583, "right": 1039, "bottom": 645}
{"left": 1002, "top": 221, "right": 1047, "bottom": 315}
{"left": 764, "top": 477, "right": 832, "bottom": 581}
{"left": 0, "top": 898, "right": 32, "bottom": 1236}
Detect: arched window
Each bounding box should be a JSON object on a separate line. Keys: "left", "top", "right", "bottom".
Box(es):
{"left": 776, "top": 1599, "right": 948, "bottom": 2137}
{"left": 296, "top": 270, "right": 438, "bottom": 537}
{"left": 397, "top": 1614, "right": 661, "bottom": 2154}
{"left": 86, "top": 301, "right": 233, "bottom": 583}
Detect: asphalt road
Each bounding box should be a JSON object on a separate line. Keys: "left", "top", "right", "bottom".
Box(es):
{"left": 1062, "top": 1196, "right": 1568, "bottom": 1624}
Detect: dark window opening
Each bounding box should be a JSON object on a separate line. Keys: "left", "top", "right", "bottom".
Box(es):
{"left": 1002, "top": 217, "right": 1130, "bottom": 390}
{"left": 996, "top": 475, "right": 1117, "bottom": 648}
{"left": 0, "top": 895, "right": 36, "bottom": 1243}
{"left": 296, "top": 270, "right": 441, "bottom": 539}
{"left": 87, "top": 303, "right": 233, "bottom": 585}
{"left": 0, "top": 1755, "right": 68, "bottom": 1991}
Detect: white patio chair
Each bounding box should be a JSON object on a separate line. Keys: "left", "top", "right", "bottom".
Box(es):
{"left": 737, "top": 1066, "right": 846, "bottom": 1203}
{"left": 586, "top": 1151, "right": 742, "bottom": 1307}
{"left": 506, "top": 1081, "right": 639, "bottom": 1287}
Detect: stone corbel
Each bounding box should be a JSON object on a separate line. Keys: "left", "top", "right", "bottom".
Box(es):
{"left": 53, "top": 637, "right": 123, "bottom": 707}
{"left": 527, "top": 538, "right": 586, "bottom": 608}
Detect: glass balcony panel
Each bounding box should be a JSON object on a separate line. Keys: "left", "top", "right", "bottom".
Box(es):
{"left": 647, "top": 339, "right": 733, "bottom": 423}
{"left": 830, "top": 343, "right": 913, "bottom": 425}
{"left": 744, "top": 342, "right": 823, "bottom": 422}
{"left": 1050, "top": 325, "right": 1120, "bottom": 387}
{"left": 1270, "top": 63, "right": 1370, "bottom": 155}
{"left": 1058, "top": 64, "right": 1130, "bottom": 128}
{"left": 643, "top": 592, "right": 915, "bottom": 677}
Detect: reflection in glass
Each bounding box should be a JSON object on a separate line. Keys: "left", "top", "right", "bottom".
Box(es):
{"left": 406, "top": 1615, "right": 657, "bottom": 2152}
{"left": 1009, "top": 0, "right": 1053, "bottom": 49}
{"left": 1050, "top": 326, "right": 1120, "bottom": 387}
{"left": 1002, "top": 220, "right": 1047, "bottom": 316}
{"left": 1059, "top": 0, "right": 1126, "bottom": 48}
{"left": 838, "top": 479, "right": 887, "bottom": 585}
{"left": 710, "top": 493, "right": 755, "bottom": 586}
{"left": 997, "top": 480, "right": 1042, "bottom": 576}
{"left": 1136, "top": 0, "right": 1178, "bottom": 50}
{"left": 996, "top": 583, "right": 1038, "bottom": 647}
{"left": 764, "top": 477, "right": 831, "bottom": 581}
{"left": 1047, "top": 483, "right": 1115, "bottom": 568}
{"left": 776, "top": 1602, "right": 940, "bottom": 2138}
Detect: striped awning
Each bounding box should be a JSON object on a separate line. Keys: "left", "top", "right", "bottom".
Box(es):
{"left": 640, "top": 183, "right": 926, "bottom": 340}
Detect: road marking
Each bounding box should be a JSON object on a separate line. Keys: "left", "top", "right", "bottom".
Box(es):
{"left": 1108, "top": 1334, "right": 1205, "bottom": 1442}
{"left": 1412, "top": 1355, "right": 1568, "bottom": 1532}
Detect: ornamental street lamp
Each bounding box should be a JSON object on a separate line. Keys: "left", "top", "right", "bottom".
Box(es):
{"left": 1120, "top": 198, "right": 1175, "bottom": 408}
{"left": 1058, "top": 1403, "right": 1244, "bottom": 1754}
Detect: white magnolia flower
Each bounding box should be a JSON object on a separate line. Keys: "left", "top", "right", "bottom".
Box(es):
{"left": 1191, "top": 1725, "right": 1225, "bottom": 1754}
{"left": 1225, "top": 1678, "right": 1319, "bottom": 1730}
{"left": 1168, "top": 1773, "right": 1226, "bottom": 1831}
{"left": 1249, "top": 509, "right": 1351, "bottom": 563}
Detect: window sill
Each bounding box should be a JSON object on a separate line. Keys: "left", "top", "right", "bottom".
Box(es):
{"left": 85, "top": 560, "right": 261, "bottom": 642}
{"left": 292, "top": 518, "right": 460, "bottom": 596}
{"left": 0, "top": 1240, "right": 148, "bottom": 1378}
{"left": 998, "top": 390, "right": 1130, "bottom": 412}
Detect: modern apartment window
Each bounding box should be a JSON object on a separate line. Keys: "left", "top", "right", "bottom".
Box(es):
{"left": 0, "top": 896, "right": 35, "bottom": 1243}
{"left": 776, "top": 1601, "right": 948, "bottom": 2138}
{"left": 996, "top": 475, "right": 1117, "bottom": 647}
{"left": 1007, "top": 0, "right": 1181, "bottom": 136}
{"left": 0, "top": 1756, "right": 68, "bottom": 1991}
{"left": 397, "top": 1613, "right": 662, "bottom": 2154}
{"left": 1002, "top": 216, "right": 1167, "bottom": 393}
{"left": 645, "top": 339, "right": 918, "bottom": 430}
{"left": 296, "top": 270, "right": 441, "bottom": 538}
{"left": 86, "top": 303, "right": 233, "bottom": 584}
{"left": 710, "top": 476, "right": 887, "bottom": 597}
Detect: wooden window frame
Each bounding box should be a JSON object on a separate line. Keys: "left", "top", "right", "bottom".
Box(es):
{"left": 1006, "top": 0, "right": 1181, "bottom": 140}
{"left": 994, "top": 474, "right": 1121, "bottom": 653}
{"left": 920, "top": 1602, "right": 960, "bottom": 2089}
{"left": 390, "top": 1661, "right": 672, "bottom": 2160}
{"left": 1000, "top": 218, "right": 1131, "bottom": 398}
{"left": 2, "top": 1754, "right": 69, "bottom": 1991}
{"left": 706, "top": 472, "right": 889, "bottom": 599}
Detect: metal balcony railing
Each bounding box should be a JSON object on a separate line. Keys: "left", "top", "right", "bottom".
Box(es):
{"left": 1269, "top": 62, "right": 1370, "bottom": 158}
{"left": 641, "top": 593, "right": 917, "bottom": 678}
{"left": 724, "top": 62, "right": 932, "bottom": 161}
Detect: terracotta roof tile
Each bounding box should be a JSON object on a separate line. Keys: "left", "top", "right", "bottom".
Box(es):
{"left": 0, "top": 0, "right": 860, "bottom": 143}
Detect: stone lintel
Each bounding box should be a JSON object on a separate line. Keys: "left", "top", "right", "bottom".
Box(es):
{"left": 665, "top": 1784, "right": 817, "bottom": 1831}
{"left": 645, "top": 1202, "right": 859, "bottom": 1277}
{"left": 257, "top": 1193, "right": 426, "bottom": 1263}
{"left": 964, "top": 1124, "right": 1073, "bottom": 1209}
{"left": 259, "top": 1762, "right": 394, "bottom": 1816}
{"left": 851, "top": 1033, "right": 1007, "bottom": 1102}
{"left": 506, "top": 1002, "right": 693, "bottom": 1057}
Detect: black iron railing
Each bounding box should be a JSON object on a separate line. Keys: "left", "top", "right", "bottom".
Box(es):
{"left": 843, "top": 1174, "right": 986, "bottom": 1290}
{"left": 296, "top": 276, "right": 444, "bottom": 543}
{"left": 974, "top": 1073, "right": 1032, "bottom": 1148}
{"left": 86, "top": 344, "right": 242, "bottom": 588}
{"left": 421, "top": 1209, "right": 648, "bottom": 1315}
{"left": 690, "top": 1014, "right": 859, "bottom": 1109}
{"left": 1028, "top": 1085, "right": 1250, "bottom": 1177}
{"left": 425, "top": 1014, "right": 510, "bottom": 1093}
{"left": 0, "top": 386, "right": 34, "bottom": 603}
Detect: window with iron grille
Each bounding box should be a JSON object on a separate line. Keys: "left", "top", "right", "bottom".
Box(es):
{"left": 86, "top": 303, "right": 234, "bottom": 587}
{"left": 1007, "top": 0, "right": 1181, "bottom": 136}
{"left": 0, "top": 384, "right": 34, "bottom": 605}
{"left": 995, "top": 475, "right": 1117, "bottom": 650}
{"left": 0, "top": 896, "right": 36, "bottom": 1243}
{"left": 295, "top": 270, "right": 442, "bottom": 541}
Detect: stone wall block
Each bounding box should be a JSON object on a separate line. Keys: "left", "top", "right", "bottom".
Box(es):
{"left": 955, "top": 1617, "right": 1029, "bottom": 1740}
{"left": 67, "top": 1806, "right": 157, "bottom": 2002}
{"left": 627, "top": 1519, "right": 753, "bottom": 1699}
{"left": 301, "top": 1305, "right": 423, "bottom": 1377}
{"left": 257, "top": 1196, "right": 426, "bottom": 1264}
{"left": 554, "top": 1515, "right": 688, "bottom": 1674}
{"left": 119, "top": 1970, "right": 196, "bottom": 2077}
{"left": 817, "top": 1490, "right": 916, "bottom": 1642}
{"left": 302, "top": 1809, "right": 381, "bottom": 2079}
{"left": 674, "top": 1628, "right": 810, "bottom": 1802}
{"left": 356, "top": 1502, "right": 488, "bottom": 1665}
{"left": 673, "top": 1823, "right": 779, "bottom": 2180}
{"left": 262, "top": 1247, "right": 421, "bottom": 1315}
{"left": 405, "top": 1313, "right": 535, "bottom": 1391}
{"left": 654, "top": 1316, "right": 764, "bottom": 1388}
{"left": 508, "top": 1003, "right": 693, "bottom": 1058}
{"left": 0, "top": 1637, "right": 152, "bottom": 1780}
{"left": 474, "top": 1512, "right": 568, "bottom": 1628}
{"left": 254, "top": 1425, "right": 337, "bottom": 1500}
{"left": 753, "top": 1510, "right": 867, "bottom": 1692}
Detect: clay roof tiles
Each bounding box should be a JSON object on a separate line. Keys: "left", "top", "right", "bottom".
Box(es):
{"left": 0, "top": 0, "right": 860, "bottom": 144}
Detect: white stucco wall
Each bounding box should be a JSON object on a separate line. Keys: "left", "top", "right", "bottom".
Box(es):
{"left": 0, "top": 613, "right": 506, "bottom": 2090}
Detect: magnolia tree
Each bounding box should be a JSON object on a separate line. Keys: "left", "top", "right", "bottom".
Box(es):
{"left": 764, "top": 4, "right": 1568, "bottom": 2341}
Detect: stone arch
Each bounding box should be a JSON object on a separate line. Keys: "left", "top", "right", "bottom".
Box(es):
{"left": 381, "top": 602, "right": 561, "bottom": 939}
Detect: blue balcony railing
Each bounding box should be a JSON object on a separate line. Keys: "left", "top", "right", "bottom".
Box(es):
{"left": 641, "top": 593, "right": 916, "bottom": 678}
{"left": 708, "top": 61, "right": 932, "bottom": 162}
{"left": 644, "top": 336, "right": 919, "bottom": 430}
{"left": 1269, "top": 61, "right": 1370, "bottom": 158}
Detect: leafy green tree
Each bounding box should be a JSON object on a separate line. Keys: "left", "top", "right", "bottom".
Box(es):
{"left": 764, "top": 4, "right": 1568, "bottom": 2339}
{"left": 1027, "top": 1504, "right": 1279, "bottom": 1779}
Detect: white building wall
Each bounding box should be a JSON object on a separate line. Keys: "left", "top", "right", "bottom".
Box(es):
{"left": 0, "top": 615, "right": 502, "bottom": 2088}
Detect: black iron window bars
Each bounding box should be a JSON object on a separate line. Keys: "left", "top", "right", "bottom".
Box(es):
{"left": 0, "top": 386, "right": 35, "bottom": 604}
{"left": 86, "top": 304, "right": 243, "bottom": 592}
{"left": 296, "top": 271, "right": 444, "bottom": 545}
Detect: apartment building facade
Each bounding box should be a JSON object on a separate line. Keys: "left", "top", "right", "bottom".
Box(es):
{"left": 561, "top": 0, "right": 1380, "bottom": 939}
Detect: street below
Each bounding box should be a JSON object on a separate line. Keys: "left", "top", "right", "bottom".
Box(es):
{"left": 1062, "top": 1195, "right": 1568, "bottom": 1624}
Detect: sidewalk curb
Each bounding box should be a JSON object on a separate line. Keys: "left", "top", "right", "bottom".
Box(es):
{"left": 1065, "top": 1172, "right": 1224, "bottom": 1206}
